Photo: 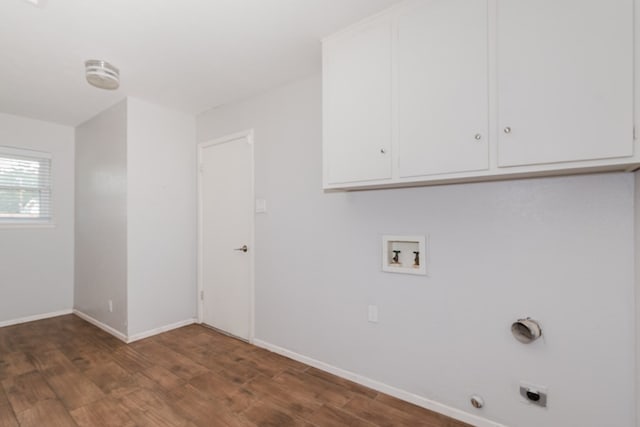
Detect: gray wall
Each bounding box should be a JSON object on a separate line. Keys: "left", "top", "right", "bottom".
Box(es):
{"left": 197, "top": 74, "right": 636, "bottom": 427}
{"left": 74, "top": 98, "right": 197, "bottom": 338}
{"left": 75, "top": 100, "right": 128, "bottom": 334}
{"left": 0, "top": 113, "right": 75, "bottom": 324}
{"left": 126, "top": 98, "right": 197, "bottom": 337}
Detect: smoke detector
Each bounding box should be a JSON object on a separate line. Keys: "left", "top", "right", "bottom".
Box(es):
{"left": 85, "top": 60, "right": 120, "bottom": 90}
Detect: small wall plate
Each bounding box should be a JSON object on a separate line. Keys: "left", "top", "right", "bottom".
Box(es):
{"left": 382, "top": 235, "right": 427, "bottom": 275}
{"left": 519, "top": 382, "right": 548, "bottom": 408}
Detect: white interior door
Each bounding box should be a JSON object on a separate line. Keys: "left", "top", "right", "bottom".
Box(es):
{"left": 198, "top": 131, "right": 253, "bottom": 341}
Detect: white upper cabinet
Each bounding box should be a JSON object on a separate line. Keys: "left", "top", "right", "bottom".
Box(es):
{"left": 397, "top": 0, "right": 489, "bottom": 178}
{"left": 323, "top": 16, "right": 393, "bottom": 185}
{"left": 497, "top": 0, "right": 634, "bottom": 167}
{"left": 323, "top": 0, "right": 640, "bottom": 190}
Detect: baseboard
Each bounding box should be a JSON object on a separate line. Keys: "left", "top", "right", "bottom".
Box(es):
{"left": 72, "top": 309, "right": 129, "bottom": 343}
{"left": 253, "top": 339, "right": 507, "bottom": 427}
{"left": 127, "top": 318, "right": 197, "bottom": 343}
{"left": 0, "top": 309, "right": 73, "bottom": 328}
{"left": 72, "top": 310, "right": 197, "bottom": 344}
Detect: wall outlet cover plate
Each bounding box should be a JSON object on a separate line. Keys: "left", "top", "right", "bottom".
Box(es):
{"left": 519, "top": 381, "right": 548, "bottom": 408}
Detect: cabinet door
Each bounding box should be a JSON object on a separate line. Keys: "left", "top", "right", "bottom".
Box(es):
{"left": 397, "top": 0, "right": 489, "bottom": 178}
{"left": 323, "top": 18, "right": 392, "bottom": 185}
{"left": 497, "top": 0, "right": 634, "bottom": 167}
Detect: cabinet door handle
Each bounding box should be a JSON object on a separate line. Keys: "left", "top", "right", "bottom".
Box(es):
{"left": 380, "top": 148, "right": 386, "bottom": 154}
{"left": 474, "top": 134, "right": 482, "bottom": 141}
{"left": 504, "top": 127, "right": 512, "bottom": 134}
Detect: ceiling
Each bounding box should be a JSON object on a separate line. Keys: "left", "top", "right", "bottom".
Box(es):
{"left": 0, "top": 0, "right": 401, "bottom": 127}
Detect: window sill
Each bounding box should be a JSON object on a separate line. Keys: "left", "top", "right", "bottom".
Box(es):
{"left": 0, "top": 222, "right": 56, "bottom": 229}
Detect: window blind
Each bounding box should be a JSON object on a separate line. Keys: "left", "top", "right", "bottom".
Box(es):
{"left": 0, "top": 147, "right": 52, "bottom": 222}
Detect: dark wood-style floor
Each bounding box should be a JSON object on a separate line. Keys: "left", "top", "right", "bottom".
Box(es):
{"left": 0, "top": 315, "right": 472, "bottom": 427}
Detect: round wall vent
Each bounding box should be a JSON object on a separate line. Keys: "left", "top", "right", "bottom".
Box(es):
{"left": 85, "top": 60, "right": 120, "bottom": 90}
{"left": 511, "top": 317, "right": 542, "bottom": 344}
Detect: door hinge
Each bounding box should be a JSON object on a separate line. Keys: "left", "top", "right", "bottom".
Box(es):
{"left": 634, "top": 126, "right": 637, "bottom": 140}
{"left": 200, "top": 290, "right": 204, "bottom": 300}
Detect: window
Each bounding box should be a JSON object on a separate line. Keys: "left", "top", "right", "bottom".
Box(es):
{"left": 0, "top": 147, "right": 52, "bottom": 224}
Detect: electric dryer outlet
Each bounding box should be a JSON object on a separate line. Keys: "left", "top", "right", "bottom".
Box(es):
{"left": 519, "top": 382, "right": 547, "bottom": 408}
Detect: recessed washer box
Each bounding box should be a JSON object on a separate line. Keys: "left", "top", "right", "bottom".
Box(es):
{"left": 382, "top": 235, "right": 427, "bottom": 275}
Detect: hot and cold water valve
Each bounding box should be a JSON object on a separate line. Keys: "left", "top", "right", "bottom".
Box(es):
{"left": 381, "top": 235, "right": 427, "bottom": 275}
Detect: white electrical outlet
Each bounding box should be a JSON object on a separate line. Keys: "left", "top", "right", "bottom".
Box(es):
{"left": 368, "top": 305, "right": 379, "bottom": 323}
{"left": 108, "top": 300, "right": 113, "bottom": 313}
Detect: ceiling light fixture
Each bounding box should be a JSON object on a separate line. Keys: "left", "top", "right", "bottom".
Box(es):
{"left": 23, "top": 0, "right": 47, "bottom": 7}
{"left": 85, "top": 60, "right": 120, "bottom": 90}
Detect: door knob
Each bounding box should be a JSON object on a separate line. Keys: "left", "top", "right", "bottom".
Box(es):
{"left": 234, "top": 245, "right": 248, "bottom": 253}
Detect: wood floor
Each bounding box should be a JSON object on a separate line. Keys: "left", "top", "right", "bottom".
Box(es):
{"left": 0, "top": 315, "right": 472, "bottom": 427}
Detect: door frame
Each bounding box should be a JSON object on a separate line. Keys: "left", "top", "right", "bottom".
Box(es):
{"left": 197, "top": 129, "right": 255, "bottom": 343}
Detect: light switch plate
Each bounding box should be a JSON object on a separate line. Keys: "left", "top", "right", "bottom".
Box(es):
{"left": 255, "top": 199, "right": 267, "bottom": 213}
{"left": 368, "top": 305, "right": 379, "bottom": 323}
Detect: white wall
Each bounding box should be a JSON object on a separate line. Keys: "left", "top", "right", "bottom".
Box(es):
{"left": 197, "top": 74, "right": 636, "bottom": 427}
{"left": 74, "top": 98, "right": 197, "bottom": 338}
{"left": 0, "top": 113, "right": 75, "bottom": 324}
{"left": 126, "top": 98, "right": 197, "bottom": 337}
{"left": 635, "top": 171, "right": 640, "bottom": 427}
{"left": 75, "top": 100, "right": 128, "bottom": 334}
